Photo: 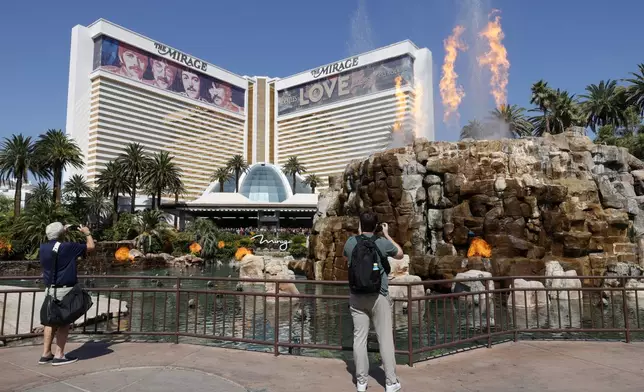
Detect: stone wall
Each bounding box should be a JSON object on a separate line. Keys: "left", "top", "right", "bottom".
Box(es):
{"left": 309, "top": 129, "right": 644, "bottom": 284}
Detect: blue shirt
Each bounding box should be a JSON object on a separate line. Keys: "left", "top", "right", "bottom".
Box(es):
{"left": 40, "top": 241, "right": 87, "bottom": 286}
{"left": 343, "top": 234, "right": 398, "bottom": 296}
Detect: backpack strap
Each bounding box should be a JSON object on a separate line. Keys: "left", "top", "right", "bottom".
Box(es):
{"left": 51, "top": 242, "right": 61, "bottom": 300}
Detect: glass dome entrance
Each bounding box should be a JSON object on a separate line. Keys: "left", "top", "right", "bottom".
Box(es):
{"left": 239, "top": 164, "right": 289, "bottom": 202}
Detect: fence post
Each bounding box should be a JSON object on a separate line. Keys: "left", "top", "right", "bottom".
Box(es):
{"left": 407, "top": 284, "right": 413, "bottom": 367}
{"left": 511, "top": 282, "right": 518, "bottom": 342}
{"left": 486, "top": 283, "right": 491, "bottom": 348}
{"left": 274, "top": 279, "right": 280, "bottom": 357}
{"left": 175, "top": 276, "right": 180, "bottom": 344}
{"left": 622, "top": 277, "right": 631, "bottom": 343}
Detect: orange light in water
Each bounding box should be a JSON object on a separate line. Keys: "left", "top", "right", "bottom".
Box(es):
{"left": 467, "top": 238, "right": 492, "bottom": 258}
{"left": 235, "top": 247, "right": 252, "bottom": 261}
{"left": 392, "top": 76, "right": 407, "bottom": 132}
{"left": 439, "top": 25, "right": 467, "bottom": 124}
{"left": 478, "top": 10, "right": 510, "bottom": 108}
{"left": 189, "top": 242, "right": 202, "bottom": 254}
{"left": 115, "top": 246, "right": 130, "bottom": 262}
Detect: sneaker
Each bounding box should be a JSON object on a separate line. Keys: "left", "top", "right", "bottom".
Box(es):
{"left": 385, "top": 381, "right": 401, "bottom": 392}
{"left": 357, "top": 380, "right": 368, "bottom": 391}
{"left": 38, "top": 354, "right": 54, "bottom": 365}
{"left": 52, "top": 356, "right": 78, "bottom": 366}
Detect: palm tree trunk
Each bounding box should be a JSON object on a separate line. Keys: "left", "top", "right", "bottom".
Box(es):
{"left": 112, "top": 192, "right": 119, "bottom": 226}
{"left": 544, "top": 109, "right": 550, "bottom": 135}
{"left": 130, "top": 175, "right": 137, "bottom": 213}
{"left": 219, "top": 182, "right": 224, "bottom": 192}
{"left": 292, "top": 173, "right": 296, "bottom": 194}
{"left": 174, "top": 192, "right": 179, "bottom": 228}
{"left": 235, "top": 169, "right": 240, "bottom": 193}
{"left": 14, "top": 177, "right": 22, "bottom": 217}
{"left": 53, "top": 165, "right": 62, "bottom": 205}
{"left": 312, "top": 186, "right": 315, "bottom": 194}
{"left": 157, "top": 190, "right": 162, "bottom": 209}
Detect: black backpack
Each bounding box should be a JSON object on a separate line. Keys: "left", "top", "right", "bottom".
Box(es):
{"left": 349, "top": 235, "right": 385, "bottom": 294}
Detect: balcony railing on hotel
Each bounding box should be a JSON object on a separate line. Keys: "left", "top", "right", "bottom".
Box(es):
{"left": 1, "top": 275, "right": 644, "bottom": 366}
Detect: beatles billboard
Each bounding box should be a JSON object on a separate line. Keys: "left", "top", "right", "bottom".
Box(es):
{"left": 278, "top": 55, "right": 414, "bottom": 116}
{"left": 93, "top": 36, "right": 245, "bottom": 114}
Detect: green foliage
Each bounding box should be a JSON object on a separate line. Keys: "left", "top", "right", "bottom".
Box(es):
{"left": 288, "top": 243, "right": 308, "bottom": 259}
{"left": 303, "top": 173, "right": 321, "bottom": 193}
{"left": 11, "top": 201, "right": 79, "bottom": 258}
{"left": 625, "top": 64, "right": 644, "bottom": 116}
{"left": 595, "top": 124, "right": 644, "bottom": 159}
{"left": 211, "top": 166, "right": 232, "bottom": 192}
{"left": 460, "top": 120, "right": 484, "bottom": 140}
{"left": 226, "top": 154, "right": 249, "bottom": 193}
{"left": 133, "top": 209, "right": 172, "bottom": 254}
{"left": 141, "top": 151, "right": 183, "bottom": 209}
{"left": 282, "top": 156, "right": 307, "bottom": 194}
{"left": 489, "top": 104, "right": 534, "bottom": 137}
{"left": 117, "top": 143, "right": 152, "bottom": 214}
{"left": 34, "top": 129, "right": 84, "bottom": 205}
{"left": 0, "top": 195, "right": 14, "bottom": 215}
{"left": 111, "top": 213, "right": 139, "bottom": 241}
{"left": 0, "top": 134, "right": 45, "bottom": 216}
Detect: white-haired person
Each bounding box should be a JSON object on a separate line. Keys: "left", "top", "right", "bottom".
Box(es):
{"left": 38, "top": 222, "right": 94, "bottom": 366}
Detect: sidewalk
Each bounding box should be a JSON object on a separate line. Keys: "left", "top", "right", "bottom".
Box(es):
{"left": 1, "top": 341, "right": 644, "bottom": 391}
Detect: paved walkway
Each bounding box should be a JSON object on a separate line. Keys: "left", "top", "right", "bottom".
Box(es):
{"left": 1, "top": 341, "right": 643, "bottom": 391}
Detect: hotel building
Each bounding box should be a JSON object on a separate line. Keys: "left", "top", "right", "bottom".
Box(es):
{"left": 65, "top": 19, "right": 434, "bottom": 202}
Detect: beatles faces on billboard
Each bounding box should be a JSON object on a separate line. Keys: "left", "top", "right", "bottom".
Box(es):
{"left": 96, "top": 37, "right": 245, "bottom": 113}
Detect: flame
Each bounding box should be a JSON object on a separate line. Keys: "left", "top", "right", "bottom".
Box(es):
{"left": 217, "top": 240, "right": 225, "bottom": 249}
{"left": 189, "top": 242, "right": 202, "bottom": 254}
{"left": 439, "top": 25, "right": 467, "bottom": 123}
{"left": 392, "top": 75, "right": 406, "bottom": 132}
{"left": 467, "top": 238, "right": 492, "bottom": 258}
{"left": 115, "top": 246, "right": 130, "bottom": 262}
{"left": 235, "top": 247, "right": 252, "bottom": 261}
{"left": 477, "top": 10, "right": 510, "bottom": 108}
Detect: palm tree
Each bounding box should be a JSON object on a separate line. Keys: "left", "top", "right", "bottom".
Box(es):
{"left": 169, "top": 181, "right": 186, "bottom": 228}
{"left": 579, "top": 80, "right": 626, "bottom": 132}
{"left": 26, "top": 182, "right": 52, "bottom": 207}
{"left": 117, "top": 143, "right": 151, "bottom": 213}
{"left": 303, "top": 173, "right": 321, "bottom": 193}
{"left": 531, "top": 89, "right": 583, "bottom": 136}
{"left": 63, "top": 174, "right": 90, "bottom": 207}
{"left": 0, "top": 134, "right": 42, "bottom": 217}
{"left": 211, "top": 167, "right": 232, "bottom": 192}
{"left": 530, "top": 80, "right": 554, "bottom": 135}
{"left": 142, "top": 151, "right": 182, "bottom": 209}
{"left": 460, "top": 120, "right": 484, "bottom": 140}
{"left": 134, "top": 209, "right": 172, "bottom": 253}
{"left": 283, "top": 156, "right": 307, "bottom": 195}
{"left": 96, "top": 161, "right": 130, "bottom": 224}
{"left": 85, "top": 187, "right": 109, "bottom": 229}
{"left": 489, "top": 104, "right": 533, "bottom": 137}
{"left": 226, "top": 155, "right": 249, "bottom": 193}
{"left": 34, "top": 129, "right": 84, "bottom": 206}
{"left": 625, "top": 64, "right": 644, "bottom": 116}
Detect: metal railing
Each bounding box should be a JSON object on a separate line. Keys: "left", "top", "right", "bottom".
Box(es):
{"left": 2, "top": 274, "right": 644, "bottom": 365}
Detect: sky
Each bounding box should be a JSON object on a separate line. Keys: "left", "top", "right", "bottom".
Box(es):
{"left": 0, "top": 0, "right": 641, "bottom": 143}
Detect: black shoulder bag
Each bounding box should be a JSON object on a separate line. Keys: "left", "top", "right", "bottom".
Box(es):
{"left": 40, "top": 242, "right": 93, "bottom": 327}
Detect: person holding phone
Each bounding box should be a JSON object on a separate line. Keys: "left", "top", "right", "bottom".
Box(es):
{"left": 343, "top": 212, "right": 404, "bottom": 392}
{"left": 38, "top": 222, "right": 95, "bottom": 366}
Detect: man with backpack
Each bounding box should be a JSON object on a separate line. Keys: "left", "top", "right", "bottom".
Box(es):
{"left": 344, "top": 212, "right": 404, "bottom": 392}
